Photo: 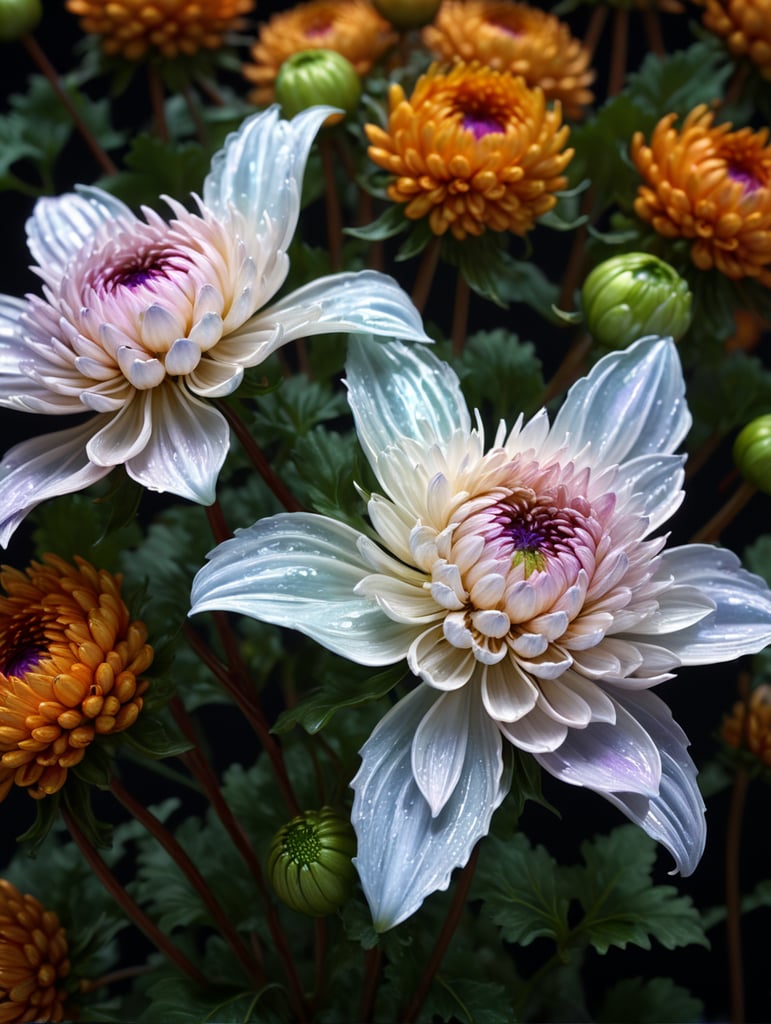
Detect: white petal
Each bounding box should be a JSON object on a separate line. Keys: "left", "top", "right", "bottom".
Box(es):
{"left": 26, "top": 187, "right": 134, "bottom": 277}
{"left": 165, "top": 337, "right": 202, "bottom": 376}
{"left": 601, "top": 688, "right": 705, "bottom": 876}
{"left": 481, "top": 658, "right": 539, "bottom": 723}
{"left": 550, "top": 337, "right": 691, "bottom": 469}
{"left": 87, "top": 395, "right": 153, "bottom": 466}
{"left": 0, "top": 296, "right": 80, "bottom": 412}
{"left": 351, "top": 684, "right": 506, "bottom": 931}
{"left": 190, "top": 513, "right": 419, "bottom": 665}
{"left": 0, "top": 419, "right": 111, "bottom": 547}
{"left": 409, "top": 623, "right": 476, "bottom": 690}
{"left": 534, "top": 693, "right": 661, "bottom": 796}
{"left": 628, "top": 544, "right": 771, "bottom": 663}
{"left": 346, "top": 336, "right": 471, "bottom": 478}
{"left": 412, "top": 687, "right": 472, "bottom": 816}
{"left": 498, "top": 703, "right": 568, "bottom": 752}
{"left": 125, "top": 383, "right": 230, "bottom": 504}
{"left": 614, "top": 453, "right": 686, "bottom": 533}
{"left": 203, "top": 105, "right": 335, "bottom": 251}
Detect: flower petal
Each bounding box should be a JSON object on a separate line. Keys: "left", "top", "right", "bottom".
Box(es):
{"left": 124, "top": 383, "right": 230, "bottom": 504}
{"left": 412, "top": 687, "right": 473, "bottom": 816}
{"left": 601, "top": 688, "right": 705, "bottom": 876}
{"left": 0, "top": 420, "right": 112, "bottom": 547}
{"left": 550, "top": 336, "right": 691, "bottom": 469}
{"left": 346, "top": 336, "right": 471, "bottom": 476}
{"left": 352, "top": 684, "right": 507, "bottom": 931}
{"left": 614, "top": 453, "right": 686, "bottom": 533}
{"left": 190, "top": 513, "right": 419, "bottom": 664}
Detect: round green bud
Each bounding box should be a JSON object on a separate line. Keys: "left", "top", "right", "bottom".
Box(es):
{"left": 733, "top": 415, "right": 771, "bottom": 493}
{"left": 371, "top": 0, "right": 442, "bottom": 29}
{"left": 0, "top": 0, "right": 41, "bottom": 40}
{"left": 581, "top": 252, "right": 693, "bottom": 350}
{"left": 267, "top": 807, "right": 357, "bottom": 917}
{"left": 275, "top": 50, "right": 361, "bottom": 126}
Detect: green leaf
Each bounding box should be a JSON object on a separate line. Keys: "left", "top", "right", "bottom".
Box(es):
{"left": 457, "top": 330, "right": 544, "bottom": 425}
{"left": 272, "top": 664, "right": 405, "bottom": 735}
{"left": 291, "top": 427, "right": 369, "bottom": 529}
{"left": 598, "top": 977, "right": 703, "bottom": 1023}
{"left": 569, "top": 826, "right": 708, "bottom": 954}
{"left": 102, "top": 134, "right": 210, "bottom": 210}
{"left": 62, "top": 777, "right": 114, "bottom": 850}
{"left": 345, "top": 203, "right": 410, "bottom": 242}
{"left": 420, "top": 975, "right": 513, "bottom": 1024}
{"left": 15, "top": 792, "right": 62, "bottom": 854}
{"left": 121, "top": 711, "right": 192, "bottom": 760}
{"left": 474, "top": 833, "right": 571, "bottom": 947}
{"left": 138, "top": 974, "right": 287, "bottom": 1024}
{"left": 248, "top": 374, "right": 348, "bottom": 442}
{"left": 686, "top": 351, "right": 771, "bottom": 450}
{"left": 624, "top": 40, "right": 733, "bottom": 121}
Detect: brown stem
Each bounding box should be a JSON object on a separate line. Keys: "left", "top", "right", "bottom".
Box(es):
{"left": 542, "top": 331, "right": 592, "bottom": 404}
{"left": 582, "top": 5, "right": 608, "bottom": 62}
{"left": 726, "top": 766, "right": 748, "bottom": 1024}
{"left": 402, "top": 843, "right": 481, "bottom": 1023}
{"left": 451, "top": 272, "right": 471, "bottom": 358}
{"left": 21, "top": 34, "right": 118, "bottom": 177}
{"left": 79, "top": 964, "right": 156, "bottom": 993}
{"left": 320, "top": 135, "right": 343, "bottom": 271}
{"left": 358, "top": 946, "right": 382, "bottom": 1023}
{"left": 205, "top": 501, "right": 233, "bottom": 545}
{"left": 641, "top": 8, "right": 666, "bottom": 57}
{"left": 557, "top": 188, "right": 593, "bottom": 313}
{"left": 411, "top": 237, "right": 441, "bottom": 315}
{"left": 110, "top": 779, "right": 263, "bottom": 988}
{"left": 182, "top": 83, "right": 208, "bottom": 147}
{"left": 689, "top": 480, "right": 757, "bottom": 544}
{"left": 608, "top": 8, "right": 629, "bottom": 98}
{"left": 148, "top": 64, "right": 169, "bottom": 143}
{"left": 216, "top": 400, "right": 305, "bottom": 512}
{"left": 63, "top": 810, "right": 206, "bottom": 987}
{"left": 312, "top": 917, "right": 327, "bottom": 1009}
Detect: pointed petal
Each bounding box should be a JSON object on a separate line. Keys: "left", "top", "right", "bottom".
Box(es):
{"left": 601, "top": 689, "right": 706, "bottom": 876}
{"left": 190, "top": 513, "right": 419, "bottom": 665}
{"left": 345, "top": 336, "right": 471, "bottom": 474}
{"left": 550, "top": 337, "right": 691, "bottom": 469}
{"left": 0, "top": 420, "right": 111, "bottom": 547}
{"left": 630, "top": 545, "right": 771, "bottom": 663}
{"left": 412, "top": 687, "right": 472, "bottom": 816}
{"left": 534, "top": 693, "right": 661, "bottom": 796}
{"left": 615, "top": 453, "right": 686, "bottom": 533}
{"left": 352, "top": 684, "right": 506, "bottom": 931}
{"left": 203, "top": 105, "right": 335, "bottom": 250}
{"left": 26, "top": 187, "right": 134, "bottom": 277}
{"left": 124, "top": 384, "right": 230, "bottom": 504}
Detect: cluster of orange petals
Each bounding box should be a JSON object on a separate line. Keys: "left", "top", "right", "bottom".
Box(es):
{"left": 0, "top": 555, "right": 152, "bottom": 802}
{"left": 422, "top": 0, "right": 594, "bottom": 121}
{"left": 631, "top": 104, "right": 771, "bottom": 286}
{"left": 243, "top": 0, "right": 396, "bottom": 106}
{"left": 366, "top": 63, "right": 573, "bottom": 240}
{"left": 0, "top": 880, "right": 70, "bottom": 1024}
{"left": 66, "top": 0, "right": 255, "bottom": 61}
{"left": 697, "top": 0, "right": 771, "bottom": 81}
{"left": 722, "top": 683, "right": 771, "bottom": 768}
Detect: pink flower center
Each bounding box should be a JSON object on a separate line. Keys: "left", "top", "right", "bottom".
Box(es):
{"left": 461, "top": 112, "right": 505, "bottom": 139}
{"left": 98, "top": 247, "right": 192, "bottom": 295}
{"left": 305, "top": 19, "right": 332, "bottom": 38}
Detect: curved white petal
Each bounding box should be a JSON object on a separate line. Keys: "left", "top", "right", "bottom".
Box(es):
{"left": 601, "top": 688, "right": 705, "bottom": 876}
{"left": 0, "top": 296, "right": 73, "bottom": 411}
{"left": 352, "top": 684, "right": 507, "bottom": 931}
{"left": 26, "top": 186, "right": 134, "bottom": 277}
{"left": 0, "top": 419, "right": 112, "bottom": 547}
{"left": 550, "top": 337, "right": 691, "bottom": 469}
{"left": 190, "top": 513, "right": 419, "bottom": 665}
{"left": 124, "top": 384, "right": 230, "bottom": 504}
{"left": 628, "top": 544, "right": 771, "bottom": 663}
{"left": 412, "top": 687, "right": 472, "bottom": 816}
{"left": 345, "top": 336, "right": 471, "bottom": 475}
{"left": 534, "top": 693, "right": 661, "bottom": 796}
{"left": 614, "top": 453, "right": 686, "bottom": 533}
{"left": 252, "top": 272, "right": 430, "bottom": 347}
{"left": 203, "top": 105, "right": 336, "bottom": 251}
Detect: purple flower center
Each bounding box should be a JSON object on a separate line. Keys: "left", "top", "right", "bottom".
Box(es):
{"left": 507, "top": 522, "right": 546, "bottom": 553}
{"left": 728, "top": 165, "right": 762, "bottom": 194}
{"left": 2, "top": 645, "right": 42, "bottom": 679}
{"left": 305, "top": 20, "right": 332, "bottom": 38}
{"left": 461, "top": 113, "right": 504, "bottom": 139}
{"left": 98, "top": 247, "right": 190, "bottom": 294}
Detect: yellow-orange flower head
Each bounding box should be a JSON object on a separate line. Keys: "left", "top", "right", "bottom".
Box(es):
{"left": 631, "top": 104, "right": 771, "bottom": 286}
{"left": 0, "top": 555, "right": 152, "bottom": 802}
{"left": 365, "top": 63, "right": 573, "bottom": 240}
{"left": 722, "top": 683, "right": 771, "bottom": 768}
{"left": 422, "top": 0, "right": 594, "bottom": 121}
{"left": 697, "top": 0, "right": 771, "bottom": 81}
{"left": 0, "top": 880, "right": 70, "bottom": 1023}
{"left": 66, "top": 0, "right": 255, "bottom": 62}
{"left": 243, "top": 0, "right": 396, "bottom": 107}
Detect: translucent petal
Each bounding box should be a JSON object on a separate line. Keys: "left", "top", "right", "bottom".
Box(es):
{"left": 412, "top": 687, "right": 471, "bottom": 816}
{"left": 86, "top": 395, "right": 153, "bottom": 466}
{"left": 190, "top": 513, "right": 420, "bottom": 665}
{"left": 498, "top": 703, "right": 568, "bottom": 753}
{"left": 481, "top": 658, "right": 539, "bottom": 723}
{"left": 0, "top": 295, "right": 82, "bottom": 412}
{"left": 351, "top": 684, "right": 507, "bottom": 931}
{"left": 550, "top": 337, "right": 691, "bottom": 469}
{"left": 614, "top": 452, "right": 686, "bottom": 533}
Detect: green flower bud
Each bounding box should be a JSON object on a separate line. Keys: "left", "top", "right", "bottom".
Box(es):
{"left": 275, "top": 50, "right": 361, "bottom": 126}
{"left": 581, "top": 253, "right": 693, "bottom": 350}
{"left": 0, "top": 0, "right": 41, "bottom": 40}
{"left": 371, "top": 0, "right": 442, "bottom": 29}
{"left": 267, "top": 807, "right": 356, "bottom": 917}
{"left": 733, "top": 415, "right": 771, "bottom": 493}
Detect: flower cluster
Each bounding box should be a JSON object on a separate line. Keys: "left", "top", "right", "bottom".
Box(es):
{"left": 697, "top": 0, "right": 771, "bottom": 80}
{"left": 0, "top": 555, "right": 152, "bottom": 801}
{"left": 722, "top": 684, "right": 771, "bottom": 768}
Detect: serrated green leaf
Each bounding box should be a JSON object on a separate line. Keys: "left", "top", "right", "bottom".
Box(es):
{"left": 121, "top": 711, "right": 192, "bottom": 760}
{"left": 248, "top": 374, "right": 348, "bottom": 441}
{"left": 291, "top": 427, "right": 369, "bottom": 529}
{"left": 138, "top": 974, "right": 287, "bottom": 1024}
{"left": 272, "top": 664, "right": 405, "bottom": 734}
{"left": 598, "top": 976, "right": 703, "bottom": 1023}
{"left": 420, "top": 975, "right": 513, "bottom": 1024}
{"left": 101, "top": 134, "right": 209, "bottom": 210}
{"left": 457, "top": 330, "right": 544, "bottom": 424}
{"left": 686, "top": 350, "right": 771, "bottom": 449}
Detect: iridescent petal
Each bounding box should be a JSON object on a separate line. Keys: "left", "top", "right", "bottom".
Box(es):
{"left": 412, "top": 686, "right": 472, "bottom": 816}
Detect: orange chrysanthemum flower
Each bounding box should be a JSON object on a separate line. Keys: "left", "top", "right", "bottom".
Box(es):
{"left": 697, "top": 0, "right": 771, "bottom": 81}
{"left": 243, "top": 0, "right": 396, "bottom": 107}
{"left": 631, "top": 104, "right": 771, "bottom": 286}
{"left": 0, "top": 880, "right": 71, "bottom": 1024}
{"left": 66, "top": 0, "right": 255, "bottom": 61}
{"left": 722, "top": 683, "right": 771, "bottom": 767}
{"left": 0, "top": 555, "right": 152, "bottom": 802}
{"left": 365, "top": 63, "right": 573, "bottom": 240}
{"left": 422, "top": 0, "right": 594, "bottom": 121}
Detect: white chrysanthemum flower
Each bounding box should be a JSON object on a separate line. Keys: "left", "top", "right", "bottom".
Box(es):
{"left": 190, "top": 334, "right": 771, "bottom": 931}
{"left": 0, "top": 106, "right": 429, "bottom": 546}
